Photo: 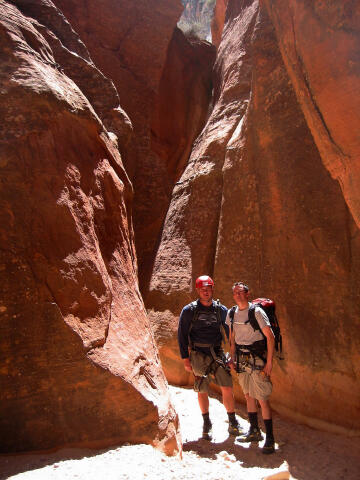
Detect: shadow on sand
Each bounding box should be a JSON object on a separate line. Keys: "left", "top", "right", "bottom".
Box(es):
{"left": 0, "top": 444, "right": 121, "bottom": 480}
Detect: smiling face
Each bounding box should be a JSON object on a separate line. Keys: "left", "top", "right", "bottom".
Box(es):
{"left": 197, "top": 285, "right": 213, "bottom": 306}
{"left": 232, "top": 283, "right": 249, "bottom": 305}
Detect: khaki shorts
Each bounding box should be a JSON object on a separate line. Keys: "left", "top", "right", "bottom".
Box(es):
{"left": 237, "top": 355, "right": 272, "bottom": 401}
{"left": 190, "top": 350, "right": 233, "bottom": 393}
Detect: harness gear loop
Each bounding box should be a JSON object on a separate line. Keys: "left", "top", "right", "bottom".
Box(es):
{"left": 229, "top": 305, "right": 268, "bottom": 371}
{"left": 235, "top": 344, "right": 266, "bottom": 373}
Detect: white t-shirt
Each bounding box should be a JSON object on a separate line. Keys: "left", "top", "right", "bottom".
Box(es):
{"left": 225, "top": 303, "right": 270, "bottom": 346}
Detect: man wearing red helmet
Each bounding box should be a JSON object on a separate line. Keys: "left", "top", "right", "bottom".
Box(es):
{"left": 178, "top": 275, "right": 240, "bottom": 440}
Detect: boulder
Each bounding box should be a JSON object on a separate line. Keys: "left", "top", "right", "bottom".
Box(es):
{"left": 0, "top": 0, "right": 179, "bottom": 454}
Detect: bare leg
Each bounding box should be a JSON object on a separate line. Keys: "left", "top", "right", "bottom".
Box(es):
{"left": 245, "top": 393, "right": 257, "bottom": 412}
{"left": 258, "top": 398, "right": 272, "bottom": 420}
{"left": 198, "top": 392, "right": 209, "bottom": 413}
{"left": 220, "top": 386, "right": 235, "bottom": 412}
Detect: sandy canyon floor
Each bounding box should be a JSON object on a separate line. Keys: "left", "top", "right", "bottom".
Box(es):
{"left": 0, "top": 386, "right": 359, "bottom": 480}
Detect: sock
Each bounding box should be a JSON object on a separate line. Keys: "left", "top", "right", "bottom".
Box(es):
{"left": 264, "top": 418, "right": 274, "bottom": 441}
{"left": 248, "top": 411, "right": 259, "bottom": 431}
{"left": 227, "top": 411, "right": 237, "bottom": 425}
{"left": 202, "top": 412, "right": 211, "bottom": 424}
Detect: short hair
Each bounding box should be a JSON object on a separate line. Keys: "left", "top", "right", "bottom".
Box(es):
{"left": 232, "top": 282, "right": 249, "bottom": 292}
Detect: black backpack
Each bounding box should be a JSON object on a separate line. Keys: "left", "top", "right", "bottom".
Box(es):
{"left": 188, "top": 299, "right": 225, "bottom": 350}
{"left": 229, "top": 298, "right": 283, "bottom": 358}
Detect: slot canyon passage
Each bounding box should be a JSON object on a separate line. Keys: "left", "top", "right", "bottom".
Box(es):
{"left": 0, "top": 0, "right": 359, "bottom": 479}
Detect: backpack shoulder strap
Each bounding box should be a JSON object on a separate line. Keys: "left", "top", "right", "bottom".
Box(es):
{"left": 247, "top": 304, "right": 270, "bottom": 348}
{"left": 187, "top": 301, "right": 199, "bottom": 349}
{"left": 246, "top": 303, "right": 261, "bottom": 332}
{"left": 215, "top": 299, "right": 226, "bottom": 345}
{"left": 229, "top": 306, "right": 236, "bottom": 324}
{"left": 228, "top": 305, "right": 236, "bottom": 336}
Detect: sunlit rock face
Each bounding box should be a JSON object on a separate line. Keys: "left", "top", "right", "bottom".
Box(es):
{"left": 0, "top": 0, "right": 179, "bottom": 454}
{"left": 211, "top": 0, "right": 229, "bottom": 47}
{"left": 148, "top": 0, "right": 360, "bottom": 433}
{"left": 264, "top": 0, "right": 360, "bottom": 230}
{"left": 53, "top": 0, "right": 187, "bottom": 294}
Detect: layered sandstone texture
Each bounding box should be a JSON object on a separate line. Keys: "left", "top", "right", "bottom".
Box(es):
{"left": 264, "top": 0, "right": 360, "bottom": 229}
{"left": 54, "top": 0, "right": 216, "bottom": 295}
{"left": 52, "top": 0, "right": 179, "bottom": 295}
{"left": 148, "top": 0, "right": 360, "bottom": 434}
{"left": 0, "top": 0, "right": 179, "bottom": 454}
{"left": 150, "top": 27, "right": 216, "bottom": 222}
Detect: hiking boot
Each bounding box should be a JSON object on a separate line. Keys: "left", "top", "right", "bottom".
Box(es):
{"left": 262, "top": 437, "right": 275, "bottom": 454}
{"left": 238, "top": 427, "right": 263, "bottom": 443}
{"left": 202, "top": 421, "right": 212, "bottom": 440}
{"left": 228, "top": 421, "right": 242, "bottom": 436}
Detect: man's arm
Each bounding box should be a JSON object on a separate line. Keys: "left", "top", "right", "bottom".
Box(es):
{"left": 254, "top": 307, "right": 274, "bottom": 376}
{"left": 261, "top": 325, "right": 275, "bottom": 376}
{"left": 177, "top": 307, "right": 193, "bottom": 372}
{"left": 224, "top": 310, "right": 236, "bottom": 370}
{"left": 229, "top": 325, "right": 236, "bottom": 370}
{"left": 220, "top": 305, "right": 230, "bottom": 338}
{"left": 183, "top": 357, "right": 192, "bottom": 372}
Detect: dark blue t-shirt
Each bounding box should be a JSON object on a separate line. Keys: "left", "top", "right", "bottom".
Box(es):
{"left": 177, "top": 300, "right": 228, "bottom": 359}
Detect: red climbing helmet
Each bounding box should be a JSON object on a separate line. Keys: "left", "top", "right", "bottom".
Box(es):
{"left": 195, "top": 275, "right": 214, "bottom": 289}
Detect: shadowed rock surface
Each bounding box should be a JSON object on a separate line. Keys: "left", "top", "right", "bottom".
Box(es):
{"left": 54, "top": 0, "right": 216, "bottom": 295}
{"left": 147, "top": 0, "right": 360, "bottom": 434}
{"left": 211, "top": 0, "right": 228, "bottom": 47}
{"left": 147, "top": 27, "right": 216, "bottom": 294}
{"left": 0, "top": 0, "right": 179, "bottom": 454}
{"left": 53, "top": 0, "right": 185, "bottom": 294}
{"left": 151, "top": 27, "right": 216, "bottom": 202}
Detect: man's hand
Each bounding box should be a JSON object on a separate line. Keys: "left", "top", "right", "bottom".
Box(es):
{"left": 183, "top": 357, "right": 192, "bottom": 372}
{"left": 229, "top": 348, "right": 236, "bottom": 371}
{"left": 262, "top": 361, "right": 272, "bottom": 377}
{"left": 228, "top": 358, "right": 235, "bottom": 371}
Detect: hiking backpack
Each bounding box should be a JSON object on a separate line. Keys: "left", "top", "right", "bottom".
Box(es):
{"left": 229, "top": 298, "right": 283, "bottom": 358}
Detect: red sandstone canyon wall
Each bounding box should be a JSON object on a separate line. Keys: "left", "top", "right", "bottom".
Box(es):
{"left": 150, "top": 27, "right": 216, "bottom": 223}
{"left": 264, "top": 0, "right": 360, "bottom": 230}
{"left": 53, "top": 0, "right": 182, "bottom": 294}
{"left": 211, "top": 0, "right": 228, "bottom": 47}
{"left": 0, "top": 0, "right": 179, "bottom": 454}
{"left": 3, "top": 0, "right": 359, "bottom": 448}
{"left": 148, "top": 0, "right": 360, "bottom": 434}
{"left": 54, "top": 0, "right": 216, "bottom": 296}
